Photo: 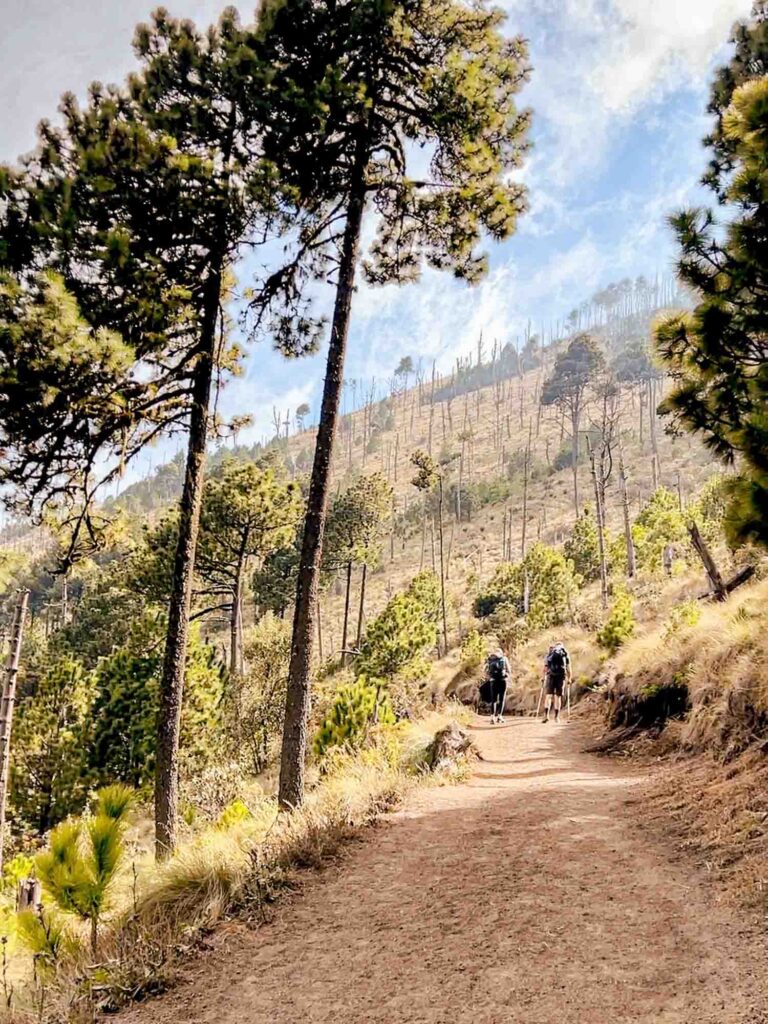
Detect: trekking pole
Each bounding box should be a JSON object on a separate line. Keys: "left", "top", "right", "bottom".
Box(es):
{"left": 535, "top": 682, "right": 544, "bottom": 719}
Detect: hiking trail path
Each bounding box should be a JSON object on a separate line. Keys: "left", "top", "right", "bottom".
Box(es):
{"left": 122, "top": 717, "right": 768, "bottom": 1024}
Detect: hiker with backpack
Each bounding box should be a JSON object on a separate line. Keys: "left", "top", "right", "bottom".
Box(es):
{"left": 540, "top": 643, "right": 571, "bottom": 724}
{"left": 481, "top": 647, "right": 511, "bottom": 724}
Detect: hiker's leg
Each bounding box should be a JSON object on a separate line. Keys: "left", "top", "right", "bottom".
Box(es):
{"left": 498, "top": 685, "right": 507, "bottom": 722}
{"left": 544, "top": 693, "right": 552, "bottom": 720}
{"left": 554, "top": 693, "right": 562, "bottom": 721}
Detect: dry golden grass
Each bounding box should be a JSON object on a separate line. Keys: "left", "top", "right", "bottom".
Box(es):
{"left": 6, "top": 713, "right": 470, "bottom": 1023}
{"left": 607, "top": 576, "right": 768, "bottom": 758}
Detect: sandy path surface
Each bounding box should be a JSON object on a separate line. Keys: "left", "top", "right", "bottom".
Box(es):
{"left": 122, "top": 717, "right": 768, "bottom": 1023}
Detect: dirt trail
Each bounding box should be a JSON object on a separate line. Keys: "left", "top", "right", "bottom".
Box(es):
{"left": 123, "top": 718, "right": 768, "bottom": 1023}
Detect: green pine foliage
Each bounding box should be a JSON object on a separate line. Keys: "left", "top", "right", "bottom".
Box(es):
{"left": 460, "top": 630, "right": 486, "bottom": 671}
{"left": 654, "top": 5, "right": 768, "bottom": 547}
{"left": 224, "top": 613, "right": 292, "bottom": 775}
{"left": 324, "top": 473, "right": 393, "bottom": 572}
{"left": 473, "top": 544, "right": 581, "bottom": 631}
{"left": 35, "top": 784, "right": 133, "bottom": 954}
{"left": 89, "top": 626, "right": 222, "bottom": 791}
{"left": 357, "top": 572, "right": 440, "bottom": 682}
{"left": 10, "top": 658, "right": 95, "bottom": 832}
{"left": 632, "top": 487, "right": 687, "bottom": 574}
{"left": 314, "top": 677, "right": 395, "bottom": 758}
{"left": 597, "top": 590, "right": 636, "bottom": 654}
{"left": 564, "top": 507, "right": 603, "bottom": 582}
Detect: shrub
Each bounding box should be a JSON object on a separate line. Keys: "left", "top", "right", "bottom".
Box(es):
{"left": 460, "top": 630, "right": 485, "bottom": 671}
{"left": 473, "top": 544, "right": 581, "bottom": 630}
{"left": 564, "top": 507, "right": 602, "bottom": 582}
{"left": 224, "top": 613, "right": 291, "bottom": 775}
{"left": 664, "top": 599, "right": 702, "bottom": 639}
{"left": 357, "top": 571, "right": 440, "bottom": 683}
{"left": 314, "top": 677, "right": 395, "bottom": 758}
{"left": 597, "top": 591, "right": 636, "bottom": 654}
{"left": 632, "top": 487, "right": 687, "bottom": 574}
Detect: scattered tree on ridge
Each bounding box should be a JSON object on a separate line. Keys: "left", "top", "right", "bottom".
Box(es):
{"left": 540, "top": 334, "right": 605, "bottom": 516}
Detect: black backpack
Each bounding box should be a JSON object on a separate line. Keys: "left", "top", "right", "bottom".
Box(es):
{"left": 546, "top": 646, "right": 568, "bottom": 680}
{"left": 486, "top": 654, "right": 507, "bottom": 685}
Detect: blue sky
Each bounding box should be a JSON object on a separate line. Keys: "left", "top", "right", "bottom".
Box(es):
{"left": 0, "top": 0, "right": 752, "bottom": 475}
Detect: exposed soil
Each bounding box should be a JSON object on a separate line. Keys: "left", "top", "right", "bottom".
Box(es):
{"left": 121, "top": 717, "right": 768, "bottom": 1023}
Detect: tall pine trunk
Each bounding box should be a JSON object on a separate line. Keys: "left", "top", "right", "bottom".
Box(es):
{"left": 619, "top": 443, "right": 636, "bottom": 578}
{"left": 230, "top": 547, "right": 247, "bottom": 678}
{"left": 437, "top": 477, "right": 448, "bottom": 656}
{"left": 278, "top": 135, "right": 368, "bottom": 810}
{"left": 155, "top": 263, "right": 222, "bottom": 859}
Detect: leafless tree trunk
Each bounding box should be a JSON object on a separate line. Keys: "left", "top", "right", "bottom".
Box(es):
{"left": 618, "top": 442, "right": 636, "bottom": 578}
{"left": 588, "top": 439, "right": 609, "bottom": 608}
{"left": 355, "top": 563, "right": 367, "bottom": 650}
{"left": 341, "top": 560, "right": 353, "bottom": 666}
{"left": 0, "top": 590, "right": 29, "bottom": 873}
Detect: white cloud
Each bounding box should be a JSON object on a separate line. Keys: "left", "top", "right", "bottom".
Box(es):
{"left": 502, "top": 0, "right": 748, "bottom": 186}
{"left": 590, "top": 0, "right": 748, "bottom": 114}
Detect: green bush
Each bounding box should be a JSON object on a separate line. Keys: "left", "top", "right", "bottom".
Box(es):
{"left": 597, "top": 590, "right": 636, "bottom": 654}
{"left": 90, "top": 625, "right": 223, "bottom": 790}
{"left": 224, "top": 612, "right": 291, "bottom": 775}
{"left": 11, "top": 657, "right": 95, "bottom": 832}
{"left": 473, "top": 544, "right": 581, "bottom": 631}
{"left": 564, "top": 507, "right": 602, "bottom": 583}
{"left": 357, "top": 571, "right": 439, "bottom": 682}
{"left": 664, "top": 599, "right": 702, "bottom": 639}
{"left": 460, "top": 629, "right": 485, "bottom": 670}
{"left": 314, "top": 676, "right": 395, "bottom": 758}
{"left": 632, "top": 487, "right": 687, "bottom": 574}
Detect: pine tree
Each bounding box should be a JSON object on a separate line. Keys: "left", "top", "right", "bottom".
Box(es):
{"left": 262, "top": 0, "right": 531, "bottom": 809}
{"left": 324, "top": 473, "right": 393, "bottom": 662}
{"left": 10, "top": 658, "right": 95, "bottom": 833}
{"left": 1, "top": 9, "right": 324, "bottom": 857}
{"left": 564, "top": 508, "right": 602, "bottom": 583}
{"left": 357, "top": 572, "right": 440, "bottom": 683}
{"left": 35, "top": 784, "right": 133, "bottom": 954}
{"left": 597, "top": 590, "right": 635, "bottom": 654}
{"left": 654, "top": 3, "right": 768, "bottom": 547}
{"left": 541, "top": 334, "right": 605, "bottom": 516}
{"left": 197, "top": 462, "right": 302, "bottom": 676}
{"left": 314, "top": 676, "right": 395, "bottom": 758}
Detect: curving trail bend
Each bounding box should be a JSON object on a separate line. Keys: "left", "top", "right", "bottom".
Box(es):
{"left": 121, "top": 718, "right": 768, "bottom": 1024}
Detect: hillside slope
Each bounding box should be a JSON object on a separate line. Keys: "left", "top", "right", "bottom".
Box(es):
{"left": 110, "top": 292, "right": 720, "bottom": 657}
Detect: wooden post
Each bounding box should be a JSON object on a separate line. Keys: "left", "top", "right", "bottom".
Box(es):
{"left": 0, "top": 590, "right": 29, "bottom": 873}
